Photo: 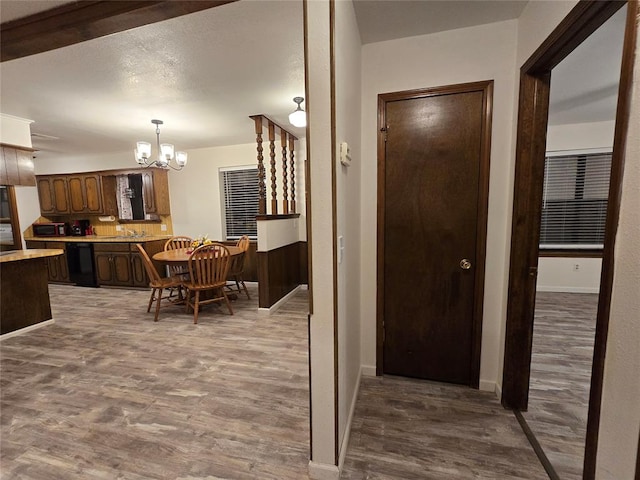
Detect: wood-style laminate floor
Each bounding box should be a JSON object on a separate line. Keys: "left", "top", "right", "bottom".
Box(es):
{"left": 1, "top": 283, "right": 548, "bottom": 479}
{"left": 340, "top": 375, "right": 548, "bottom": 480}
{"left": 524, "top": 291, "right": 599, "bottom": 480}
{"left": 1, "top": 284, "right": 311, "bottom": 479}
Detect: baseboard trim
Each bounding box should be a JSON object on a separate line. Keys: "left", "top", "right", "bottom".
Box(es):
{"left": 536, "top": 286, "right": 600, "bottom": 294}
{"left": 361, "top": 365, "right": 376, "bottom": 376}
{"left": 479, "top": 379, "right": 496, "bottom": 392}
{"left": 495, "top": 381, "right": 503, "bottom": 401}
{"left": 258, "top": 284, "right": 304, "bottom": 315}
{"left": 338, "top": 367, "right": 362, "bottom": 471}
{"left": 308, "top": 461, "right": 340, "bottom": 480}
{"left": 0, "top": 319, "right": 55, "bottom": 341}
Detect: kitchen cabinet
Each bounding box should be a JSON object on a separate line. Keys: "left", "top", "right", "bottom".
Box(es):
{"left": 0, "top": 145, "right": 35, "bottom": 186}
{"left": 93, "top": 239, "right": 164, "bottom": 287}
{"left": 130, "top": 251, "right": 148, "bottom": 287}
{"left": 37, "top": 173, "right": 117, "bottom": 216}
{"left": 94, "top": 243, "right": 133, "bottom": 287}
{"left": 25, "top": 240, "right": 71, "bottom": 283}
{"left": 141, "top": 169, "right": 170, "bottom": 215}
{"left": 37, "top": 175, "right": 70, "bottom": 214}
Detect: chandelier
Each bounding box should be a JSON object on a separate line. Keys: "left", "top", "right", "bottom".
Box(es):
{"left": 288, "top": 97, "right": 307, "bottom": 128}
{"left": 134, "top": 119, "right": 187, "bottom": 170}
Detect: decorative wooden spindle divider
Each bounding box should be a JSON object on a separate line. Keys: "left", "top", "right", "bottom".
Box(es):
{"left": 249, "top": 115, "right": 298, "bottom": 215}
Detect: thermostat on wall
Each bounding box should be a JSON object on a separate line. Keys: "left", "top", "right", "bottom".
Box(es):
{"left": 340, "top": 142, "right": 352, "bottom": 167}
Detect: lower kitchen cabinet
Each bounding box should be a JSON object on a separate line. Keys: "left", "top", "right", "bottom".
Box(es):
{"left": 25, "top": 240, "right": 71, "bottom": 284}
{"left": 130, "top": 252, "right": 148, "bottom": 287}
{"left": 94, "top": 244, "right": 135, "bottom": 287}
{"left": 93, "top": 240, "right": 164, "bottom": 288}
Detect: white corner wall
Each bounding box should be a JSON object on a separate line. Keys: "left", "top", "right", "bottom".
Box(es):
{"left": 334, "top": 0, "right": 362, "bottom": 469}
{"left": 307, "top": 0, "right": 338, "bottom": 475}
{"left": 1, "top": 114, "right": 39, "bottom": 248}
{"left": 360, "top": 20, "right": 519, "bottom": 391}
{"left": 596, "top": 10, "right": 640, "bottom": 478}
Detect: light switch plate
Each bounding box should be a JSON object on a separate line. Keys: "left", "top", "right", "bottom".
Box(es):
{"left": 340, "top": 142, "right": 351, "bottom": 167}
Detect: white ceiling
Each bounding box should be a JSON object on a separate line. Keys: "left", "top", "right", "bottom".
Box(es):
{"left": 352, "top": 0, "right": 528, "bottom": 44}
{"left": 0, "top": 0, "right": 626, "bottom": 163}
{"left": 0, "top": 1, "right": 305, "bottom": 161}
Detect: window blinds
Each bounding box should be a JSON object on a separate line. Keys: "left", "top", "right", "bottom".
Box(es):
{"left": 222, "top": 168, "right": 259, "bottom": 240}
{"left": 540, "top": 152, "right": 612, "bottom": 249}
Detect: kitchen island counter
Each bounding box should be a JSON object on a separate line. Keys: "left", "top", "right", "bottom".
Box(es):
{"left": 0, "top": 249, "right": 63, "bottom": 336}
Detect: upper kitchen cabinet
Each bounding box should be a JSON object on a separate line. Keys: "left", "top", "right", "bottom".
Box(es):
{"left": 141, "top": 169, "right": 170, "bottom": 215}
{"left": 37, "top": 175, "right": 70, "bottom": 214}
{"left": 67, "top": 173, "right": 117, "bottom": 215}
{"left": 37, "top": 173, "right": 117, "bottom": 216}
{"left": 0, "top": 144, "right": 36, "bottom": 187}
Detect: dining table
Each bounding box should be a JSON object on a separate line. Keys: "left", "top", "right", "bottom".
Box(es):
{"left": 152, "top": 245, "right": 243, "bottom": 265}
{"left": 153, "top": 245, "right": 244, "bottom": 303}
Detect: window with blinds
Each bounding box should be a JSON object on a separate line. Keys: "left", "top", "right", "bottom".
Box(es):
{"left": 221, "top": 168, "right": 259, "bottom": 240}
{"left": 540, "top": 151, "right": 612, "bottom": 250}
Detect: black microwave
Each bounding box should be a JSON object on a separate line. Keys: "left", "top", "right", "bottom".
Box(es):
{"left": 32, "top": 222, "right": 68, "bottom": 237}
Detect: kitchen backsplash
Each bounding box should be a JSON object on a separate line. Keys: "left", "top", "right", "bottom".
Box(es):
{"left": 26, "top": 215, "right": 174, "bottom": 237}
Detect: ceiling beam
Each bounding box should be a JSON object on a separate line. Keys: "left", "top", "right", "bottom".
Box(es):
{"left": 1, "top": 0, "right": 238, "bottom": 63}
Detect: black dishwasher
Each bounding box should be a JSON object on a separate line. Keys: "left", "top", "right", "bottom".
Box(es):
{"left": 67, "top": 242, "right": 98, "bottom": 287}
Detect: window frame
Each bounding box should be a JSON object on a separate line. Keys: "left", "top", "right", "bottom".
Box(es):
{"left": 219, "top": 165, "right": 259, "bottom": 241}
{"left": 539, "top": 147, "right": 612, "bottom": 256}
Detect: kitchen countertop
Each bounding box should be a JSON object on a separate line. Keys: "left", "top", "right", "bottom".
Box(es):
{"left": 0, "top": 248, "right": 64, "bottom": 263}
{"left": 24, "top": 235, "right": 172, "bottom": 243}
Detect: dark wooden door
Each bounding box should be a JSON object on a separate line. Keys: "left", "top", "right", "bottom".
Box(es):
{"left": 379, "top": 82, "right": 492, "bottom": 386}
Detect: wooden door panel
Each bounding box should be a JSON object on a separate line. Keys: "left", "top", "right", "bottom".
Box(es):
{"left": 94, "top": 253, "right": 114, "bottom": 284}
{"left": 381, "top": 84, "right": 491, "bottom": 385}
{"left": 84, "top": 175, "right": 102, "bottom": 213}
{"left": 51, "top": 177, "right": 69, "bottom": 213}
{"left": 37, "top": 178, "right": 55, "bottom": 214}
{"left": 67, "top": 176, "right": 85, "bottom": 213}
{"left": 112, "top": 253, "right": 132, "bottom": 285}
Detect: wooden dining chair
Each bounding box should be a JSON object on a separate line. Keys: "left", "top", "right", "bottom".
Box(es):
{"left": 226, "top": 235, "right": 251, "bottom": 299}
{"left": 183, "top": 243, "right": 233, "bottom": 324}
{"left": 135, "top": 243, "right": 185, "bottom": 322}
{"left": 164, "top": 235, "right": 193, "bottom": 278}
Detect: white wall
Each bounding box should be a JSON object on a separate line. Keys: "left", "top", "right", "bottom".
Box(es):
{"left": 1, "top": 114, "right": 33, "bottom": 147}
{"left": 0, "top": 114, "right": 38, "bottom": 249}
{"left": 596, "top": 12, "right": 640, "bottom": 478}
{"left": 537, "top": 257, "right": 602, "bottom": 293}
{"left": 307, "top": 0, "right": 338, "bottom": 474}
{"left": 360, "top": 20, "right": 519, "bottom": 392}
{"left": 169, "top": 142, "right": 304, "bottom": 240}
{"left": 334, "top": 0, "right": 362, "bottom": 469}
{"left": 547, "top": 120, "right": 615, "bottom": 152}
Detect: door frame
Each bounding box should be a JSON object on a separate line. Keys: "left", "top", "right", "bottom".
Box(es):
{"left": 376, "top": 80, "right": 493, "bottom": 387}
{"left": 500, "top": 1, "right": 637, "bottom": 479}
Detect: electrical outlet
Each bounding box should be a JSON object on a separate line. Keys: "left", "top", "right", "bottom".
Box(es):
{"left": 115, "top": 225, "right": 123, "bottom": 232}
{"left": 573, "top": 263, "right": 580, "bottom": 271}
{"left": 161, "top": 224, "right": 167, "bottom": 231}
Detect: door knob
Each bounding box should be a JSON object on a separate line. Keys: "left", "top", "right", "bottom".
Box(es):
{"left": 460, "top": 258, "right": 472, "bottom": 270}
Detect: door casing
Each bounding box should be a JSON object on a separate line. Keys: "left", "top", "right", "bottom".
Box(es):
{"left": 500, "top": 1, "right": 636, "bottom": 479}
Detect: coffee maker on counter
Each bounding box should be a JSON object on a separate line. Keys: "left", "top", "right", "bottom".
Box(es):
{"left": 71, "top": 219, "right": 92, "bottom": 236}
